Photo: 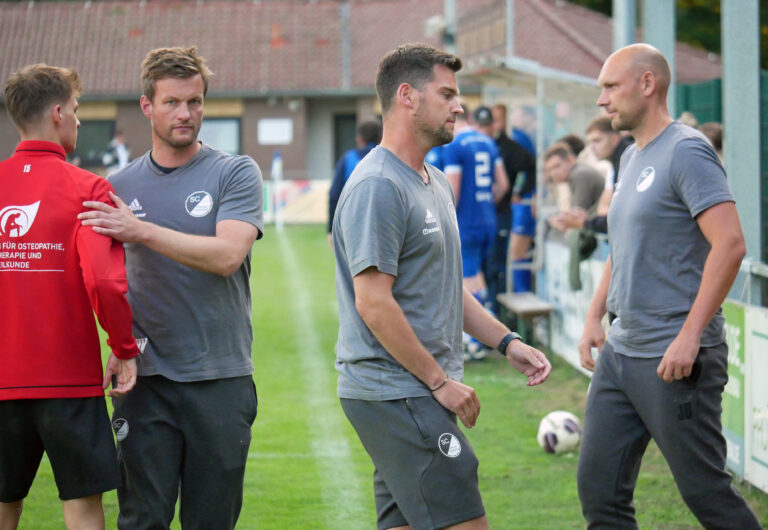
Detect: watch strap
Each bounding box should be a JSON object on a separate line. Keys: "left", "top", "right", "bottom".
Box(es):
{"left": 497, "top": 332, "right": 522, "bottom": 356}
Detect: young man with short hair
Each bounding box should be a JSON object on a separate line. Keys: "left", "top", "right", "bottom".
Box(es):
{"left": 0, "top": 63, "right": 139, "bottom": 530}
{"left": 443, "top": 105, "right": 509, "bottom": 359}
{"left": 80, "top": 46, "right": 263, "bottom": 529}
{"left": 487, "top": 103, "right": 535, "bottom": 301}
{"left": 328, "top": 119, "right": 382, "bottom": 238}
{"left": 544, "top": 142, "right": 605, "bottom": 233}
{"left": 554, "top": 116, "right": 635, "bottom": 234}
{"left": 333, "top": 43, "right": 551, "bottom": 530}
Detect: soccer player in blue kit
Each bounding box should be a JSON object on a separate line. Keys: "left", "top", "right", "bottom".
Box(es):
{"left": 443, "top": 106, "right": 508, "bottom": 358}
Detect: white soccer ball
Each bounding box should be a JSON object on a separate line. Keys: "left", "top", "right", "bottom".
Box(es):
{"left": 537, "top": 410, "right": 582, "bottom": 454}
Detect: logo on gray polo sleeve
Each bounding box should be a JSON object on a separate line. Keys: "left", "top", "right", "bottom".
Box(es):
{"left": 112, "top": 418, "right": 129, "bottom": 442}
{"left": 185, "top": 191, "right": 213, "bottom": 217}
{"left": 438, "top": 433, "right": 461, "bottom": 458}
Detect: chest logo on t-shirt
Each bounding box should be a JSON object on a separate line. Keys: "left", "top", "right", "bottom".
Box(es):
{"left": 423, "top": 209, "right": 440, "bottom": 235}
{"left": 0, "top": 201, "right": 40, "bottom": 237}
{"left": 128, "top": 198, "right": 147, "bottom": 218}
{"left": 185, "top": 191, "right": 213, "bottom": 217}
{"left": 636, "top": 166, "right": 655, "bottom": 192}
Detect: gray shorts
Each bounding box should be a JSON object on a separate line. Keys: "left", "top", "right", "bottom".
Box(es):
{"left": 341, "top": 396, "right": 485, "bottom": 530}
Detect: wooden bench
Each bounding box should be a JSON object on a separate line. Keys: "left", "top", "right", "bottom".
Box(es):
{"left": 496, "top": 292, "right": 555, "bottom": 348}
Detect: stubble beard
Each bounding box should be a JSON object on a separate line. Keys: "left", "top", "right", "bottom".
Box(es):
{"left": 415, "top": 117, "right": 453, "bottom": 149}
{"left": 427, "top": 124, "right": 454, "bottom": 147}
{"left": 610, "top": 107, "right": 640, "bottom": 133}
{"left": 413, "top": 102, "right": 454, "bottom": 148}
{"left": 154, "top": 122, "right": 199, "bottom": 149}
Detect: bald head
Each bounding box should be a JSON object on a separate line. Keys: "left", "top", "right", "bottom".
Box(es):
{"left": 607, "top": 43, "right": 671, "bottom": 96}
{"left": 597, "top": 43, "right": 674, "bottom": 144}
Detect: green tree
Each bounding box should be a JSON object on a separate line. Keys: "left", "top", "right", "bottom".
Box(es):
{"left": 569, "top": 0, "right": 767, "bottom": 69}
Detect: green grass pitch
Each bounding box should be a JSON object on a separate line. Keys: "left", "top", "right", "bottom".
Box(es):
{"left": 18, "top": 224, "right": 768, "bottom": 529}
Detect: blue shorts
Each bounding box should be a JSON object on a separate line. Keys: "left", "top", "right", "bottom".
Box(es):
{"left": 512, "top": 203, "right": 535, "bottom": 237}
{"left": 460, "top": 224, "right": 496, "bottom": 278}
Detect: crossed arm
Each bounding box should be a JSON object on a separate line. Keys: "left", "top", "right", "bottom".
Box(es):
{"left": 353, "top": 268, "right": 551, "bottom": 428}
{"left": 79, "top": 191, "right": 261, "bottom": 277}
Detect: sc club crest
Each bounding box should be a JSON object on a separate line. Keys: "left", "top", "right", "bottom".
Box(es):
{"left": 0, "top": 201, "right": 40, "bottom": 237}
{"left": 636, "top": 166, "right": 655, "bottom": 192}
{"left": 185, "top": 191, "right": 213, "bottom": 217}
{"left": 438, "top": 432, "right": 462, "bottom": 458}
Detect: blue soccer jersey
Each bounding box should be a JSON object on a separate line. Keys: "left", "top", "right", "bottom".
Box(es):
{"left": 443, "top": 129, "right": 502, "bottom": 231}
{"left": 425, "top": 145, "right": 444, "bottom": 171}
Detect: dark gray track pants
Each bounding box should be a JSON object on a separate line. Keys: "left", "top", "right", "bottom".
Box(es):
{"left": 112, "top": 375, "right": 257, "bottom": 530}
{"left": 577, "top": 341, "right": 761, "bottom": 530}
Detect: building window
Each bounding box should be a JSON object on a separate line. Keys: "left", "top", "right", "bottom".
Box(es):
{"left": 257, "top": 118, "right": 293, "bottom": 145}
{"left": 73, "top": 120, "right": 115, "bottom": 168}
{"left": 199, "top": 118, "right": 241, "bottom": 154}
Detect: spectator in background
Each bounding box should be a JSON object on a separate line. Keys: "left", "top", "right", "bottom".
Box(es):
{"left": 425, "top": 143, "right": 444, "bottom": 170}
{"left": 510, "top": 104, "right": 536, "bottom": 156}
{"left": 544, "top": 142, "right": 604, "bottom": 232}
{"left": 503, "top": 104, "right": 539, "bottom": 293}
{"left": 558, "top": 133, "right": 585, "bottom": 158}
{"left": 558, "top": 116, "right": 634, "bottom": 234}
{"left": 586, "top": 116, "right": 634, "bottom": 195}
{"left": 488, "top": 103, "right": 535, "bottom": 302}
{"left": 699, "top": 121, "right": 723, "bottom": 162}
{"left": 444, "top": 106, "right": 509, "bottom": 359}
{"left": 678, "top": 110, "right": 699, "bottom": 129}
{"left": 102, "top": 130, "right": 130, "bottom": 176}
{"left": 328, "top": 120, "right": 382, "bottom": 241}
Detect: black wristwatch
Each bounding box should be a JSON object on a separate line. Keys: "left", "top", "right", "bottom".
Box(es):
{"left": 497, "top": 332, "right": 522, "bottom": 356}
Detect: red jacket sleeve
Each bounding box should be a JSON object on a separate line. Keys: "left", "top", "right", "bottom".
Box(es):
{"left": 77, "top": 178, "right": 140, "bottom": 360}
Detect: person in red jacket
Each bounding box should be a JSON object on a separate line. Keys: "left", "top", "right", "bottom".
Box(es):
{"left": 0, "top": 64, "right": 139, "bottom": 530}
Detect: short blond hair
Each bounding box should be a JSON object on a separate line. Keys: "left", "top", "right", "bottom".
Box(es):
{"left": 4, "top": 63, "right": 81, "bottom": 131}
{"left": 141, "top": 46, "right": 212, "bottom": 102}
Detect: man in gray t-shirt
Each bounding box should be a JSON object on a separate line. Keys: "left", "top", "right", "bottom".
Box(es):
{"left": 334, "top": 43, "right": 551, "bottom": 530}
{"left": 334, "top": 146, "right": 465, "bottom": 401}
{"left": 576, "top": 44, "right": 760, "bottom": 529}
{"left": 80, "top": 47, "right": 262, "bottom": 529}
{"left": 543, "top": 142, "right": 605, "bottom": 217}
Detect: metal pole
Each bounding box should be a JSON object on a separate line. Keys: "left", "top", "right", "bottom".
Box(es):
{"left": 341, "top": 3, "right": 351, "bottom": 90}
{"left": 642, "top": 0, "right": 676, "bottom": 117}
{"left": 444, "top": 0, "right": 456, "bottom": 54}
{"left": 723, "top": 0, "right": 761, "bottom": 304}
{"left": 612, "top": 0, "right": 635, "bottom": 51}
{"left": 506, "top": 0, "right": 514, "bottom": 61}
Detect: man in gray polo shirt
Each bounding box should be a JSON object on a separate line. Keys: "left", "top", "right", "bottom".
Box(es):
{"left": 80, "top": 46, "right": 262, "bottom": 529}
{"left": 334, "top": 43, "right": 551, "bottom": 530}
{"left": 576, "top": 44, "right": 760, "bottom": 528}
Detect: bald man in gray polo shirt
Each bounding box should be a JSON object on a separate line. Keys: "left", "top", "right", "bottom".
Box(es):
{"left": 576, "top": 43, "right": 760, "bottom": 529}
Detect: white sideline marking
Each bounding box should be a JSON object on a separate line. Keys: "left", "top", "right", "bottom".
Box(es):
{"left": 277, "top": 232, "right": 364, "bottom": 522}
{"left": 249, "top": 450, "right": 350, "bottom": 459}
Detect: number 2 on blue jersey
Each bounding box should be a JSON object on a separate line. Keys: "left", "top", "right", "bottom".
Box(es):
{"left": 474, "top": 151, "right": 491, "bottom": 188}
